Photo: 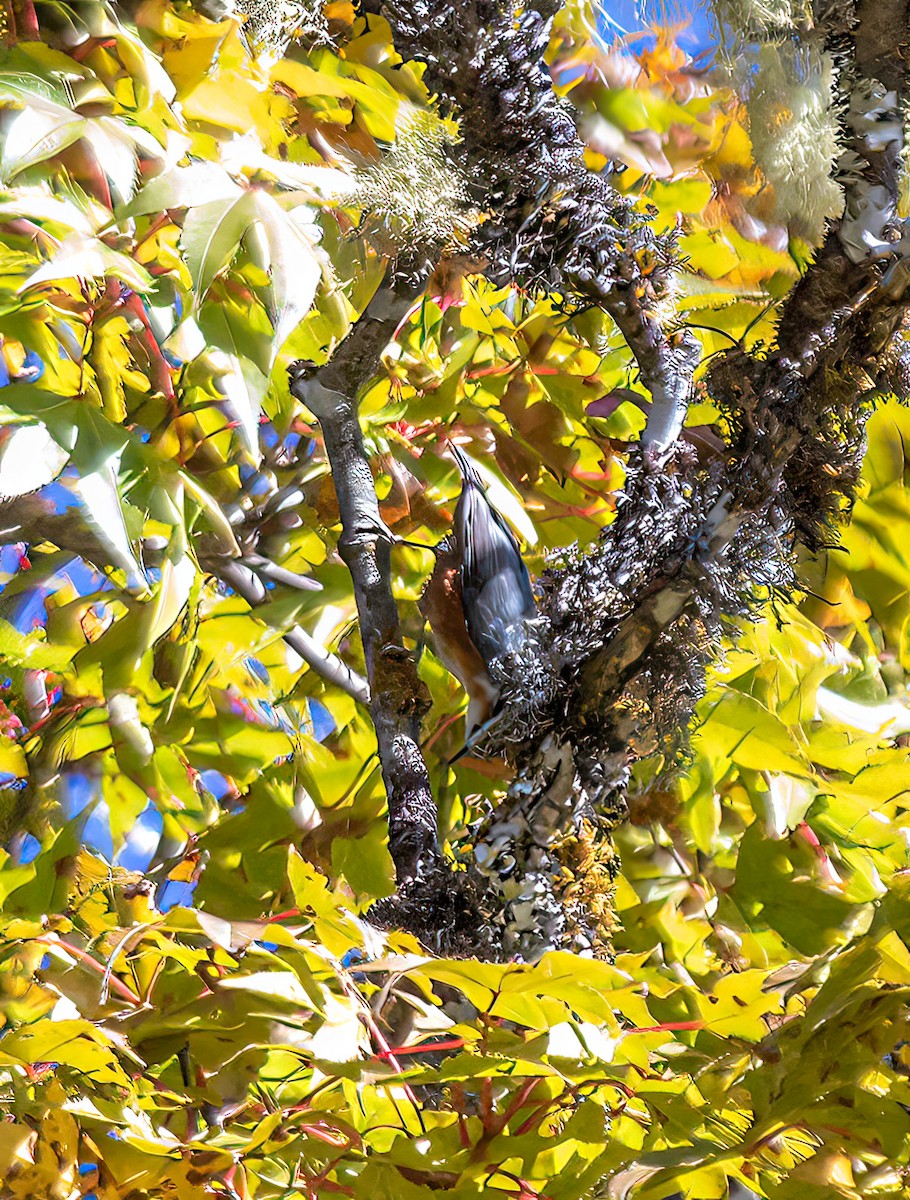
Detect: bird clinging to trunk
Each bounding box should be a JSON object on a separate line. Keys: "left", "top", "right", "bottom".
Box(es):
{"left": 419, "top": 444, "right": 536, "bottom": 741}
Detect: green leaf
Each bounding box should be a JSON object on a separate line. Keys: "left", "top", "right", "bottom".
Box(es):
{"left": 0, "top": 1019, "right": 131, "bottom": 1085}
{"left": 245, "top": 191, "right": 325, "bottom": 364}
{"left": 287, "top": 849, "right": 363, "bottom": 956}
{"left": 125, "top": 162, "right": 241, "bottom": 217}
{"left": 331, "top": 822, "right": 395, "bottom": 899}
{"left": 181, "top": 193, "right": 259, "bottom": 303}
{"left": 731, "top": 822, "right": 862, "bottom": 955}
{"left": 21, "top": 235, "right": 153, "bottom": 293}
{"left": 72, "top": 460, "right": 147, "bottom": 592}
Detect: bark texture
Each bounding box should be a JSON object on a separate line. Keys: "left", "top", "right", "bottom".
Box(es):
{"left": 360, "top": 0, "right": 698, "bottom": 453}
{"left": 349, "top": 0, "right": 910, "bottom": 958}
{"left": 275, "top": 0, "right": 910, "bottom": 959}
{"left": 290, "top": 283, "right": 489, "bottom": 953}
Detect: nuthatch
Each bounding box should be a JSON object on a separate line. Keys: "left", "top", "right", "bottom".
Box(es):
{"left": 419, "top": 445, "right": 536, "bottom": 738}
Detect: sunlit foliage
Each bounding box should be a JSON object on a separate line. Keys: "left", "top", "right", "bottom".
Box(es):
{"left": 0, "top": 2, "right": 909, "bottom": 1198}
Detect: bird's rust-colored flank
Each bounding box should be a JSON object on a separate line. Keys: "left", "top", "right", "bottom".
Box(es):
{"left": 419, "top": 446, "right": 536, "bottom": 738}
{"left": 419, "top": 535, "right": 499, "bottom": 733}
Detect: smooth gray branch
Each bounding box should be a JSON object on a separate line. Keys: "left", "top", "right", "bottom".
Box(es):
{"left": 216, "top": 559, "right": 371, "bottom": 706}
{"left": 290, "top": 279, "right": 443, "bottom": 884}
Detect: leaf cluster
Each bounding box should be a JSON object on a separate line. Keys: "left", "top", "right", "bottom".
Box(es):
{"left": 0, "top": 3, "right": 909, "bottom": 1198}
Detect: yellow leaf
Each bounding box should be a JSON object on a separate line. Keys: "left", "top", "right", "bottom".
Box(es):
{"left": 875, "top": 930, "right": 910, "bottom": 983}
{"left": 0, "top": 737, "right": 27, "bottom": 781}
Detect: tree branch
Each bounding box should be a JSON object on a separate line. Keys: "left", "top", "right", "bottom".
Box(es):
{"left": 290, "top": 279, "right": 441, "bottom": 883}
{"left": 363, "top": 0, "right": 910, "bottom": 958}
{"left": 287, "top": 282, "right": 492, "bottom": 951}
{"left": 363, "top": 0, "right": 696, "bottom": 454}
{"left": 215, "top": 559, "right": 371, "bottom": 706}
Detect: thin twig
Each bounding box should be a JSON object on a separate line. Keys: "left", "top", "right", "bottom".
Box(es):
{"left": 36, "top": 934, "right": 143, "bottom": 1007}
{"left": 218, "top": 561, "right": 370, "bottom": 706}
